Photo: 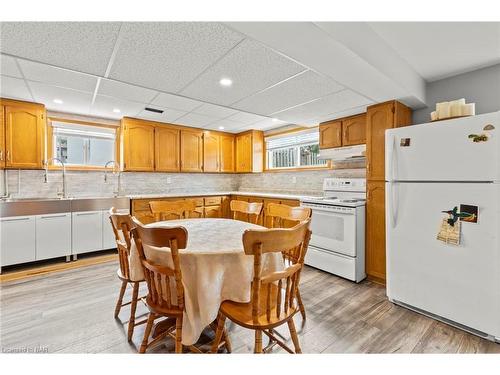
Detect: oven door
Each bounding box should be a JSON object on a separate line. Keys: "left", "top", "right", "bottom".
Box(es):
{"left": 305, "top": 204, "right": 356, "bottom": 257}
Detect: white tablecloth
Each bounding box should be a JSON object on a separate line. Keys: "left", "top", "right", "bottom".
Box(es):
{"left": 129, "top": 218, "right": 284, "bottom": 345}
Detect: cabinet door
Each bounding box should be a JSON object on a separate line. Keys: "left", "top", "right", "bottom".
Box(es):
{"left": 203, "top": 133, "right": 220, "bottom": 172}
{"left": 365, "top": 181, "right": 386, "bottom": 283}
{"left": 236, "top": 133, "right": 252, "bottom": 172}
{"left": 0, "top": 216, "right": 36, "bottom": 266}
{"left": 342, "top": 114, "right": 366, "bottom": 146}
{"left": 219, "top": 135, "right": 234, "bottom": 172}
{"left": 319, "top": 121, "right": 342, "bottom": 149}
{"left": 366, "top": 103, "right": 394, "bottom": 180}
{"left": 123, "top": 120, "right": 155, "bottom": 171}
{"left": 36, "top": 213, "right": 71, "bottom": 260}
{"left": 0, "top": 105, "right": 5, "bottom": 169}
{"left": 204, "top": 205, "right": 222, "bottom": 218}
{"left": 5, "top": 104, "right": 44, "bottom": 169}
{"left": 155, "top": 126, "right": 180, "bottom": 172}
{"left": 180, "top": 129, "right": 203, "bottom": 172}
{"left": 72, "top": 211, "right": 103, "bottom": 254}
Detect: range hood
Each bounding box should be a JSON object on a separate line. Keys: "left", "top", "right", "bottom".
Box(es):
{"left": 318, "top": 144, "right": 366, "bottom": 161}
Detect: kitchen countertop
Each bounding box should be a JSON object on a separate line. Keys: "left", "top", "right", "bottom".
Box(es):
{"left": 127, "top": 191, "right": 321, "bottom": 201}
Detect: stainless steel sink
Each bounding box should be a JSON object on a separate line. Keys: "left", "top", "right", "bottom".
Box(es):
{"left": 0, "top": 196, "right": 130, "bottom": 217}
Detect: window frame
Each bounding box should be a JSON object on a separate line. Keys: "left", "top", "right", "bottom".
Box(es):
{"left": 264, "top": 127, "right": 331, "bottom": 172}
{"left": 46, "top": 117, "right": 120, "bottom": 171}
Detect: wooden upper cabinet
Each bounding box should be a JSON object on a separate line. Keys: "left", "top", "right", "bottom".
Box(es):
{"left": 0, "top": 105, "right": 5, "bottom": 169}
{"left": 219, "top": 134, "right": 235, "bottom": 172}
{"left": 180, "top": 129, "right": 203, "bottom": 172}
{"left": 235, "top": 130, "right": 263, "bottom": 173}
{"left": 122, "top": 118, "right": 155, "bottom": 171}
{"left": 155, "top": 126, "right": 180, "bottom": 172}
{"left": 366, "top": 181, "right": 387, "bottom": 282}
{"left": 319, "top": 121, "right": 342, "bottom": 149}
{"left": 236, "top": 133, "right": 252, "bottom": 172}
{"left": 203, "top": 132, "right": 220, "bottom": 172}
{"left": 366, "top": 101, "right": 412, "bottom": 180}
{"left": 4, "top": 102, "right": 45, "bottom": 169}
{"left": 342, "top": 114, "right": 366, "bottom": 146}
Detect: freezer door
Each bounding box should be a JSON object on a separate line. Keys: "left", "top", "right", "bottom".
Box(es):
{"left": 386, "top": 112, "right": 499, "bottom": 182}
{"left": 386, "top": 181, "right": 500, "bottom": 338}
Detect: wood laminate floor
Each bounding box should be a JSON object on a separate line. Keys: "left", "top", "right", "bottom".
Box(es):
{"left": 1, "top": 261, "right": 499, "bottom": 354}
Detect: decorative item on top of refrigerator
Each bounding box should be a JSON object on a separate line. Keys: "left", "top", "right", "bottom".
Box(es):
{"left": 431, "top": 98, "right": 476, "bottom": 121}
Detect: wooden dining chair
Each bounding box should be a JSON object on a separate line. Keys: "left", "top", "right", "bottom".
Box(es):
{"left": 266, "top": 203, "right": 312, "bottom": 320}
{"left": 230, "top": 200, "right": 263, "bottom": 224}
{"left": 149, "top": 199, "right": 197, "bottom": 222}
{"left": 131, "top": 217, "right": 231, "bottom": 354}
{"left": 211, "top": 220, "right": 312, "bottom": 354}
{"left": 109, "top": 208, "right": 147, "bottom": 342}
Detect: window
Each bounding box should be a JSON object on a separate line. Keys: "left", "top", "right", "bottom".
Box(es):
{"left": 50, "top": 120, "right": 117, "bottom": 168}
{"left": 266, "top": 129, "right": 327, "bottom": 170}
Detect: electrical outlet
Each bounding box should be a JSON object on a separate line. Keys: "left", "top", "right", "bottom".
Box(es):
{"left": 292, "top": 176, "right": 297, "bottom": 184}
{"left": 166, "top": 177, "right": 172, "bottom": 184}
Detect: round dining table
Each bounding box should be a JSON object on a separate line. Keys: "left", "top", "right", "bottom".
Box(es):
{"left": 128, "top": 218, "right": 284, "bottom": 346}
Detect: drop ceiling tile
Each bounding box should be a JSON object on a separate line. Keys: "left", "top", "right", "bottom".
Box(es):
{"left": 18, "top": 59, "right": 98, "bottom": 93}
{"left": 151, "top": 92, "right": 203, "bottom": 112}
{"left": 98, "top": 79, "right": 157, "bottom": 103}
{"left": 313, "top": 104, "right": 371, "bottom": 123}
{"left": 233, "top": 70, "right": 344, "bottom": 115}
{"left": 225, "top": 111, "right": 267, "bottom": 125}
{"left": 273, "top": 90, "right": 373, "bottom": 124}
{"left": 250, "top": 118, "right": 289, "bottom": 130}
{"left": 0, "top": 22, "right": 121, "bottom": 76}
{"left": 180, "top": 39, "right": 306, "bottom": 106}
{"left": 91, "top": 95, "right": 147, "bottom": 119}
{"left": 174, "top": 112, "right": 218, "bottom": 127}
{"left": 204, "top": 118, "right": 247, "bottom": 131}
{"left": 0, "top": 54, "right": 23, "bottom": 78}
{"left": 28, "top": 81, "right": 93, "bottom": 115}
{"left": 136, "top": 107, "right": 187, "bottom": 123}
{"left": 0, "top": 76, "right": 33, "bottom": 101}
{"left": 191, "top": 103, "right": 238, "bottom": 118}
{"left": 109, "top": 22, "right": 244, "bottom": 93}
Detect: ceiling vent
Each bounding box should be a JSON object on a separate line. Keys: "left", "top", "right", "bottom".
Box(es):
{"left": 144, "top": 107, "right": 164, "bottom": 114}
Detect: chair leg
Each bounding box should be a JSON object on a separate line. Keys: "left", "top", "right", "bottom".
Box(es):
{"left": 296, "top": 288, "right": 306, "bottom": 320}
{"left": 222, "top": 327, "right": 232, "bottom": 353}
{"left": 211, "top": 311, "right": 227, "bottom": 353}
{"left": 114, "top": 280, "right": 127, "bottom": 318}
{"left": 175, "top": 316, "right": 183, "bottom": 353}
{"left": 139, "top": 313, "right": 155, "bottom": 354}
{"left": 254, "top": 330, "right": 263, "bottom": 353}
{"left": 127, "top": 282, "right": 140, "bottom": 341}
{"left": 287, "top": 319, "right": 302, "bottom": 354}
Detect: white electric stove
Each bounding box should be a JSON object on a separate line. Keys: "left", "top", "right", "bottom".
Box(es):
{"left": 301, "top": 178, "right": 366, "bottom": 282}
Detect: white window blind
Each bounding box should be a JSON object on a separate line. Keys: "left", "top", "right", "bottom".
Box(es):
{"left": 266, "top": 129, "right": 319, "bottom": 150}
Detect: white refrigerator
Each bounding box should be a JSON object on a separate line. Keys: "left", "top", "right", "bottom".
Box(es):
{"left": 385, "top": 111, "right": 500, "bottom": 342}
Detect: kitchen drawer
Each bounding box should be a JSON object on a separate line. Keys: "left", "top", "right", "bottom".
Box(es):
{"left": 192, "top": 197, "right": 204, "bottom": 207}
{"left": 0, "top": 216, "right": 36, "bottom": 267}
{"left": 133, "top": 199, "right": 151, "bottom": 212}
{"left": 35, "top": 212, "right": 71, "bottom": 261}
{"left": 72, "top": 211, "right": 103, "bottom": 255}
{"left": 204, "top": 196, "right": 221, "bottom": 206}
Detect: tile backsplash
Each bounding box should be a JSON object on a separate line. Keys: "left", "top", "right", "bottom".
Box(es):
{"left": 0, "top": 167, "right": 365, "bottom": 199}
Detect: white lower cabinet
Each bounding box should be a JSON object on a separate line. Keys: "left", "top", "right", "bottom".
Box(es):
{"left": 72, "top": 211, "right": 103, "bottom": 255}
{"left": 35, "top": 213, "right": 72, "bottom": 261}
{"left": 1, "top": 216, "right": 36, "bottom": 267}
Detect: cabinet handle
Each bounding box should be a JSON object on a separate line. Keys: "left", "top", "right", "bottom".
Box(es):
{"left": 75, "top": 212, "right": 99, "bottom": 216}
{"left": 41, "top": 214, "right": 68, "bottom": 219}
{"left": 3, "top": 217, "right": 30, "bottom": 222}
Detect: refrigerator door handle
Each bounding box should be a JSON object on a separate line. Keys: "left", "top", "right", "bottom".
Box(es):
{"left": 388, "top": 181, "right": 399, "bottom": 228}
{"left": 387, "top": 135, "right": 397, "bottom": 182}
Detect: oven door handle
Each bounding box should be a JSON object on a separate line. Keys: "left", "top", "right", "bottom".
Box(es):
{"left": 303, "top": 205, "right": 355, "bottom": 215}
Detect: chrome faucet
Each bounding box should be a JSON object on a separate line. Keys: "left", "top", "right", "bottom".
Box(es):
{"left": 104, "top": 160, "right": 121, "bottom": 197}
{"left": 44, "top": 157, "right": 67, "bottom": 198}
